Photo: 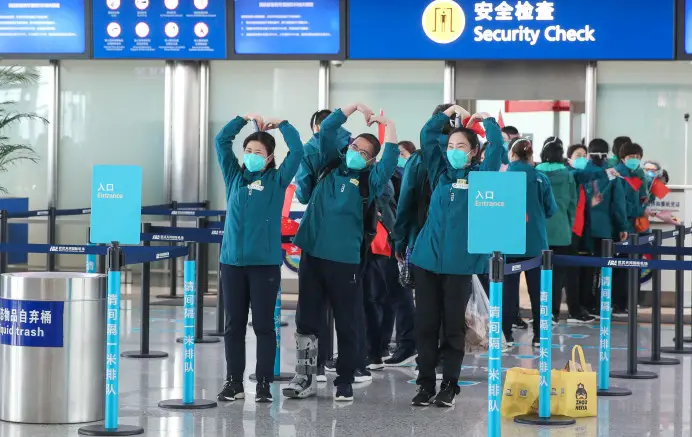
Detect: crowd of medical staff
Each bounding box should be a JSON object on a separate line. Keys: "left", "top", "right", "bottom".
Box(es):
{"left": 211, "top": 102, "right": 669, "bottom": 407}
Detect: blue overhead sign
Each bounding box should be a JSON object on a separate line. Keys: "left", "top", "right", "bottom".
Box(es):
{"left": 0, "top": 0, "right": 86, "bottom": 56}
{"left": 468, "top": 171, "right": 526, "bottom": 255}
{"left": 681, "top": 0, "right": 692, "bottom": 58}
{"left": 349, "top": 0, "right": 675, "bottom": 60}
{"left": 90, "top": 165, "right": 142, "bottom": 245}
{"left": 234, "top": 0, "right": 342, "bottom": 56}
{"left": 92, "top": 0, "right": 227, "bottom": 59}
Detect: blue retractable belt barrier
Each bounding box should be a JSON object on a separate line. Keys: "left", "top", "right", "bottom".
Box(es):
{"left": 615, "top": 245, "right": 692, "bottom": 256}
{"left": 0, "top": 243, "right": 107, "bottom": 255}
{"left": 141, "top": 209, "right": 225, "bottom": 217}
{"left": 122, "top": 245, "right": 189, "bottom": 266}
{"left": 55, "top": 208, "right": 91, "bottom": 216}
{"left": 504, "top": 256, "right": 542, "bottom": 275}
{"left": 144, "top": 226, "right": 223, "bottom": 244}
{"left": 7, "top": 210, "right": 50, "bottom": 219}
{"left": 207, "top": 221, "right": 224, "bottom": 230}
{"left": 553, "top": 254, "right": 692, "bottom": 271}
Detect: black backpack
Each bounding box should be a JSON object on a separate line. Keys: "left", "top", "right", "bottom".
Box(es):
{"left": 316, "top": 155, "right": 378, "bottom": 262}
{"left": 412, "top": 150, "right": 433, "bottom": 229}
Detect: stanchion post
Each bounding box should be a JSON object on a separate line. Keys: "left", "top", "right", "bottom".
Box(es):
{"left": 122, "top": 223, "right": 168, "bottom": 359}
{"left": 515, "top": 251, "right": 575, "bottom": 426}
{"left": 206, "top": 213, "right": 225, "bottom": 336}
{"left": 47, "top": 206, "right": 56, "bottom": 271}
{"left": 0, "top": 210, "right": 8, "bottom": 275}
{"left": 78, "top": 243, "right": 144, "bottom": 436}
{"left": 487, "top": 252, "right": 503, "bottom": 437}
{"left": 97, "top": 244, "right": 106, "bottom": 274}
{"left": 610, "top": 234, "right": 657, "bottom": 380}
{"left": 597, "top": 239, "right": 632, "bottom": 396}
{"left": 86, "top": 227, "right": 97, "bottom": 274}
{"left": 661, "top": 224, "right": 692, "bottom": 354}
{"left": 326, "top": 305, "right": 335, "bottom": 362}
{"left": 159, "top": 244, "right": 217, "bottom": 410}
{"left": 168, "top": 201, "right": 180, "bottom": 299}
{"left": 250, "top": 286, "right": 293, "bottom": 382}
{"left": 176, "top": 242, "right": 219, "bottom": 344}
{"left": 639, "top": 229, "right": 679, "bottom": 365}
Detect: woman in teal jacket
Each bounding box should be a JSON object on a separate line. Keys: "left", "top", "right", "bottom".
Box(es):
{"left": 503, "top": 139, "right": 557, "bottom": 348}
{"left": 215, "top": 114, "right": 303, "bottom": 404}
{"left": 409, "top": 105, "right": 503, "bottom": 408}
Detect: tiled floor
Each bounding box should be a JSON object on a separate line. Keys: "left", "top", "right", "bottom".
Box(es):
{"left": 2, "top": 284, "right": 691, "bottom": 437}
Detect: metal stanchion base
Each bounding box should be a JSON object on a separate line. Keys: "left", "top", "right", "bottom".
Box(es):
{"left": 597, "top": 386, "right": 632, "bottom": 397}
{"left": 609, "top": 370, "right": 658, "bottom": 380}
{"left": 682, "top": 337, "right": 692, "bottom": 343}
{"left": 155, "top": 294, "right": 183, "bottom": 299}
{"left": 249, "top": 373, "right": 294, "bottom": 382}
{"left": 660, "top": 346, "right": 692, "bottom": 355}
{"left": 121, "top": 350, "right": 169, "bottom": 359}
{"left": 78, "top": 424, "right": 144, "bottom": 436}
{"left": 176, "top": 336, "right": 221, "bottom": 344}
{"left": 204, "top": 330, "right": 225, "bottom": 337}
{"left": 638, "top": 356, "right": 680, "bottom": 366}
{"left": 514, "top": 414, "right": 576, "bottom": 426}
{"left": 158, "top": 399, "right": 218, "bottom": 410}
{"left": 249, "top": 321, "right": 289, "bottom": 327}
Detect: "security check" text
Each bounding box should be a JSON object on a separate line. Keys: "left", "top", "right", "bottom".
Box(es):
{"left": 473, "top": 25, "right": 596, "bottom": 46}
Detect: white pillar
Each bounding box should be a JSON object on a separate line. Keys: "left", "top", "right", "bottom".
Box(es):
{"left": 584, "top": 61, "right": 598, "bottom": 145}
{"left": 47, "top": 60, "right": 59, "bottom": 207}
{"left": 443, "top": 61, "right": 456, "bottom": 104}
{"left": 318, "top": 61, "right": 330, "bottom": 109}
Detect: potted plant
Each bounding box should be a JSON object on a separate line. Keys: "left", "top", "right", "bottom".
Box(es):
{"left": 0, "top": 66, "right": 45, "bottom": 194}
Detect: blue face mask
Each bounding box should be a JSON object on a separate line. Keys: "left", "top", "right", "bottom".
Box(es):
{"left": 502, "top": 141, "right": 509, "bottom": 151}
{"left": 397, "top": 157, "right": 407, "bottom": 168}
{"left": 571, "top": 157, "right": 588, "bottom": 170}
{"left": 646, "top": 170, "right": 657, "bottom": 179}
{"left": 243, "top": 153, "right": 266, "bottom": 172}
{"left": 446, "top": 149, "right": 469, "bottom": 169}
{"left": 346, "top": 149, "right": 367, "bottom": 170}
{"left": 625, "top": 158, "right": 641, "bottom": 171}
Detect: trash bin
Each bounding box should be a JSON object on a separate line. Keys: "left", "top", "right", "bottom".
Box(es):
{"left": 0, "top": 272, "right": 107, "bottom": 424}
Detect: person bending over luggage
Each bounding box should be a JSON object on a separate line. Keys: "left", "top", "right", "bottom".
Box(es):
{"left": 409, "top": 105, "right": 503, "bottom": 408}
{"left": 502, "top": 138, "right": 557, "bottom": 349}
{"left": 214, "top": 114, "right": 304, "bottom": 404}
{"left": 283, "top": 103, "right": 398, "bottom": 402}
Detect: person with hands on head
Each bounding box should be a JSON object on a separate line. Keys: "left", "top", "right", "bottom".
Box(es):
{"left": 214, "top": 113, "right": 304, "bottom": 404}
{"left": 409, "top": 105, "right": 504, "bottom": 408}
{"left": 283, "top": 103, "right": 399, "bottom": 403}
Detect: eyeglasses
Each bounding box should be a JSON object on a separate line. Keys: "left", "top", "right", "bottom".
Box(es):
{"left": 348, "top": 144, "right": 372, "bottom": 160}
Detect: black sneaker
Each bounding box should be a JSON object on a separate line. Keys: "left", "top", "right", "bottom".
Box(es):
{"left": 218, "top": 378, "right": 244, "bottom": 401}
{"left": 367, "top": 356, "right": 385, "bottom": 371}
{"left": 411, "top": 386, "right": 436, "bottom": 406}
{"left": 513, "top": 318, "right": 528, "bottom": 330}
{"left": 334, "top": 383, "right": 353, "bottom": 401}
{"left": 316, "top": 365, "right": 327, "bottom": 383}
{"left": 255, "top": 379, "right": 272, "bottom": 403}
{"left": 325, "top": 358, "right": 337, "bottom": 373}
{"left": 433, "top": 381, "right": 457, "bottom": 407}
{"left": 587, "top": 308, "right": 601, "bottom": 319}
{"left": 567, "top": 313, "right": 596, "bottom": 324}
{"left": 354, "top": 368, "right": 372, "bottom": 383}
{"left": 384, "top": 349, "right": 417, "bottom": 367}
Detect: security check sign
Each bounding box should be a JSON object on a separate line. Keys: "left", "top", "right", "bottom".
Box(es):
{"left": 90, "top": 165, "right": 143, "bottom": 245}
{"left": 468, "top": 171, "right": 526, "bottom": 255}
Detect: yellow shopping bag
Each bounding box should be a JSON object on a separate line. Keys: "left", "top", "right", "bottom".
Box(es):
{"left": 552, "top": 345, "right": 598, "bottom": 418}
{"left": 500, "top": 368, "right": 540, "bottom": 418}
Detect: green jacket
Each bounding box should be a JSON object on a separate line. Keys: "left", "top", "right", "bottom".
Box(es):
{"left": 507, "top": 161, "right": 557, "bottom": 257}
{"left": 292, "top": 109, "right": 399, "bottom": 265}
{"left": 584, "top": 161, "right": 628, "bottom": 239}
{"left": 294, "top": 127, "right": 351, "bottom": 204}
{"left": 215, "top": 117, "right": 304, "bottom": 266}
{"left": 615, "top": 163, "right": 648, "bottom": 233}
{"left": 536, "top": 163, "right": 576, "bottom": 247}
{"left": 392, "top": 151, "right": 429, "bottom": 254}
{"left": 410, "top": 113, "right": 503, "bottom": 275}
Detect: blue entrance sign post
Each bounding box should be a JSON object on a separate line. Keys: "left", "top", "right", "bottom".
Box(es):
{"left": 79, "top": 165, "right": 144, "bottom": 436}
{"left": 468, "top": 171, "right": 526, "bottom": 437}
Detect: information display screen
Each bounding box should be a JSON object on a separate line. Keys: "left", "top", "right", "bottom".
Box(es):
{"left": 92, "top": 0, "right": 226, "bottom": 59}
{"left": 233, "top": 0, "right": 342, "bottom": 58}
{"left": 349, "top": 0, "right": 674, "bottom": 60}
{"left": 0, "top": 0, "right": 86, "bottom": 56}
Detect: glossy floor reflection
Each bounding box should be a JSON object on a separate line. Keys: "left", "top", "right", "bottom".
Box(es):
{"left": 1, "top": 287, "right": 691, "bottom": 436}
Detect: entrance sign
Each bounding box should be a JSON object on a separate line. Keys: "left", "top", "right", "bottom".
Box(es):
{"left": 349, "top": 0, "right": 674, "bottom": 60}
{"left": 90, "top": 165, "right": 142, "bottom": 245}
{"left": 468, "top": 171, "right": 526, "bottom": 254}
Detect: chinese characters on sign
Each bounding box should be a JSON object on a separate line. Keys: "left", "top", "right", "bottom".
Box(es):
{"left": 597, "top": 267, "right": 613, "bottom": 389}
{"left": 474, "top": 1, "right": 555, "bottom": 21}
{"left": 105, "top": 278, "right": 120, "bottom": 405}
{"left": 0, "top": 299, "right": 64, "bottom": 347}
{"left": 183, "top": 279, "right": 195, "bottom": 375}
{"left": 537, "top": 270, "right": 552, "bottom": 417}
